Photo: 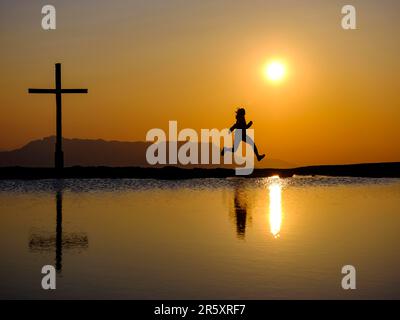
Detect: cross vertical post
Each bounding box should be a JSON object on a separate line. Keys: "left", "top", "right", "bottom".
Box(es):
{"left": 55, "top": 63, "right": 63, "bottom": 169}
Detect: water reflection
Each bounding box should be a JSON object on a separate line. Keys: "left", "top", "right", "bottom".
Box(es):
{"left": 230, "top": 178, "right": 284, "bottom": 240}
{"left": 269, "top": 177, "right": 283, "bottom": 238}
{"left": 29, "top": 187, "right": 88, "bottom": 273}
{"left": 1, "top": 177, "right": 399, "bottom": 299}
{"left": 232, "top": 186, "right": 249, "bottom": 240}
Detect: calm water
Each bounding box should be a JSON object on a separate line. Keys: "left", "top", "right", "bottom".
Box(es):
{"left": 1, "top": 176, "right": 400, "bottom": 299}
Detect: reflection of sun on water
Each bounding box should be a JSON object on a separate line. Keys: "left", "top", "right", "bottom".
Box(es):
{"left": 269, "top": 176, "right": 282, "bottom": 238}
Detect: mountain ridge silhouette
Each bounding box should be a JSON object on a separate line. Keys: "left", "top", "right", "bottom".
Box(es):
{"left": 0, "top": 136, "right": 296, "bottom": 168}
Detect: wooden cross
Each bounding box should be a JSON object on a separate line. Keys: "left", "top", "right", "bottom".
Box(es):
{"left": 28, "top": 63, "right": 88, "bottom": 169}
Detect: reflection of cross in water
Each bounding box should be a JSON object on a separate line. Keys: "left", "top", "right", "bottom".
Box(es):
{"left": 29, "top": 190, "right": 88, "bottom": 273}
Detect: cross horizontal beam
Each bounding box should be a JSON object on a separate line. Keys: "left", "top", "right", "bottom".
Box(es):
{"left": 28, "top": 89, "right": 56, "bottom": 94}
{"left": 28, "top": 88, "right": 88, "bottom": 94}
{"left": 60, "top": 89, "right": 88, "bottom": 94}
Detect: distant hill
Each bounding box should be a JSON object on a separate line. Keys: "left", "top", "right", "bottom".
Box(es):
{"left": 0, "top": 136, "right": 295, "bottom": 168}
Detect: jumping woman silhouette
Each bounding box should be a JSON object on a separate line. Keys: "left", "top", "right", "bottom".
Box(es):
{"left": 221, "top": 108, "right": 265, "bottom": 161}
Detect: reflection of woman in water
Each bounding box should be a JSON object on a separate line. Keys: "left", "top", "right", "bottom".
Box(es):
{"left": 221, "top": 108, "right": 265, "bottom": 161}
{"left": 233, "top": 187, "right": 248, "bottom": 239}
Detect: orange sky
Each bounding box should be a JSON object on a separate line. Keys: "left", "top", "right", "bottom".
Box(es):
{"left": 0, "top": 0, "right": 399, "bottom": 165}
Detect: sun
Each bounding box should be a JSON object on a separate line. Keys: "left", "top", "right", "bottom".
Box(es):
{"left": 265, "top": 61, "right": 286, "bottom": 82}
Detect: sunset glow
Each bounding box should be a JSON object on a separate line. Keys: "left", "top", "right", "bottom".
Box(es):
{"left": 265, "top": 61, "right": 286, "bottom": 82}
{"left": 0, "top": 1, "right": 399, "bottom": 167}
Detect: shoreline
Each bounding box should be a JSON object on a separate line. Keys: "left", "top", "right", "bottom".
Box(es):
{"left": 0, "top": 162, "right": 399, "bottom": 180}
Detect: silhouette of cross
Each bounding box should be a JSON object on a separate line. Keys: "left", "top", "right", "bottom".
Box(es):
{"left": 28, "top": 63, "right": 88, "bottom": 169}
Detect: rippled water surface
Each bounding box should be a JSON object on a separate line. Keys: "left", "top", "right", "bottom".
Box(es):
{"left": 1, "top": 177, "right": 400, "bottom": 299}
